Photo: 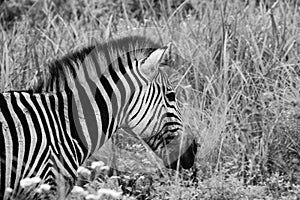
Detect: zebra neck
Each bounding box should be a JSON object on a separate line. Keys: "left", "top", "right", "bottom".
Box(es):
{"left": 65, "top": 78, "right": 131, "bottom": 164}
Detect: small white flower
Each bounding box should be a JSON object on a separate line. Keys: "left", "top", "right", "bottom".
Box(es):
{"left": 77, "top": 166, "right": 91, "bottom": 177}
{"left": 36, "top": 183, "right": 51, "bottom": 194}
{"left": 91, "top": 161, "right": 105, "bottom": 169}
{"left": 97, "top": 188, "right": 122, "bottom": 199}
{"left": 71, "top": 186, "right": 85, "bottom": 194}
{"left": 39, "top": 184, "right": 51, "bottom": 191}
{"left": 85, "top": 194, "right": 98, "bottom": 200}
{"left": 123, "top": 175, "right": 130, "bottom": 179}
{"left": 4, "top": 187, "right": 13, "bottom": 199}
{"left": 5, "top": 187, "right": 13, "bottom": 194}
{"left": 20, "top": 177, "right": 41, "bottom": 188}
{"left": 100, "top": 165, "right": 110, "bottom": 171}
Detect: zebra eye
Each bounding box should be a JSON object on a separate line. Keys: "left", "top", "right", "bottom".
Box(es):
{"left": 166, "top": 91, "right": 176, "bottom": 101}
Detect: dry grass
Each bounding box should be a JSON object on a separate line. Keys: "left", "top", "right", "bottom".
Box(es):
{"left": 1, "top": 0, "right": 300, "bottom": 199}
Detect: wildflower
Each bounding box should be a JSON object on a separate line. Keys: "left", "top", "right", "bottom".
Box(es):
{"left": 71, "top": 186, "right": 85, "bottom": 194}
{"left": 123, "top": 175, "right": 130, "bottom": 179}
{"left": 97, "top": 188, "right": 122, "bottom": 199}
{"left": 4, "top": 188, "right": 13, "bottom": 199}
{"left": 5, "top": 187, "right": 13, "bottom": 194}
{"left": 100, "top": 165, "right": 110, "bottom": 171}
{"left": 40, "top": 184, "right": 51, "bottom": 191}
{"left": 20, "top": 177, "right": 41, "bottom": 188}
{"left": 36, "top": 183, "right": 51, "bottom": 193}
{"left": 91, "top": 161, "right": 105, "bottom": 169}
{"left": 85, "top": 194, "right": 98, "bottom": 200}
{"left": 77, "top": 166, "right": 91, "bottom": 177}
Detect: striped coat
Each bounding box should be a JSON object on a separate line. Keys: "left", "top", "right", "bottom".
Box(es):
{"left": 1, "top": 36, "right": 197, "bottom": 199}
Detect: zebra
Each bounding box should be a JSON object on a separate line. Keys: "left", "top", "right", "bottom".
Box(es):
{"left": 0, "top": 36, "right": 197, "bottom": 199}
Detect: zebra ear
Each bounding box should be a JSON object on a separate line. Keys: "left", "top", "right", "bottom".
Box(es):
{"left": 140, "top": 43, "right": 171, "bottom": 80}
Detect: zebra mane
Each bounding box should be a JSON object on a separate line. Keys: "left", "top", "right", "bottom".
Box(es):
{"left": 29, "top": 35, "right": 161, "bottom": 92}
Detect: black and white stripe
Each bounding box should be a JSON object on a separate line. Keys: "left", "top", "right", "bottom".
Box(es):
{"left": 0, "top": 91, "right": 78, "bottom": 199}
{"left": 1, "top": 36, "right": 197, "bottom": 199}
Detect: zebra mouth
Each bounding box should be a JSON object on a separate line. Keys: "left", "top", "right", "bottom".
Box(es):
{"left": 153, "top": 125, "right": 179, "bottom": 145}
{"left": 143, "top": 124, "right": 196, "bottom": 170}
{"left": 158, "top": 130, "right": 197, "bottom": 170}
{"left": 165, "top": 138, "right": 197, "bottom": 170}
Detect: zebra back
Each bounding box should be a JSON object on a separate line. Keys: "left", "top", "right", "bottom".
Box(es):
{"left": 28, "top": 36, "right": 161, "bottom": 93}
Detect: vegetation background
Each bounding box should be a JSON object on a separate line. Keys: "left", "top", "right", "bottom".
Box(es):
{"left": 1, "top": 0, "right": 300, "bottom": 199}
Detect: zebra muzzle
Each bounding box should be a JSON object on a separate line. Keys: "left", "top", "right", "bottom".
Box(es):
{"left": 160, "top": 133, "right": 197, "bottom": 170}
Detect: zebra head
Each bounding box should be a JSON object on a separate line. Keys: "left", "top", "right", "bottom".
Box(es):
{"left": 122, "top": 44, "right": 197, "bottom": 170}
{"left": 26, "top": 36, "right": 197, "bottom": 170}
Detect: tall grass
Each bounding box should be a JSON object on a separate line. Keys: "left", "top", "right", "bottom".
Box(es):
{"left": 1, "top": 0, "right": 300, "bottom": 199}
